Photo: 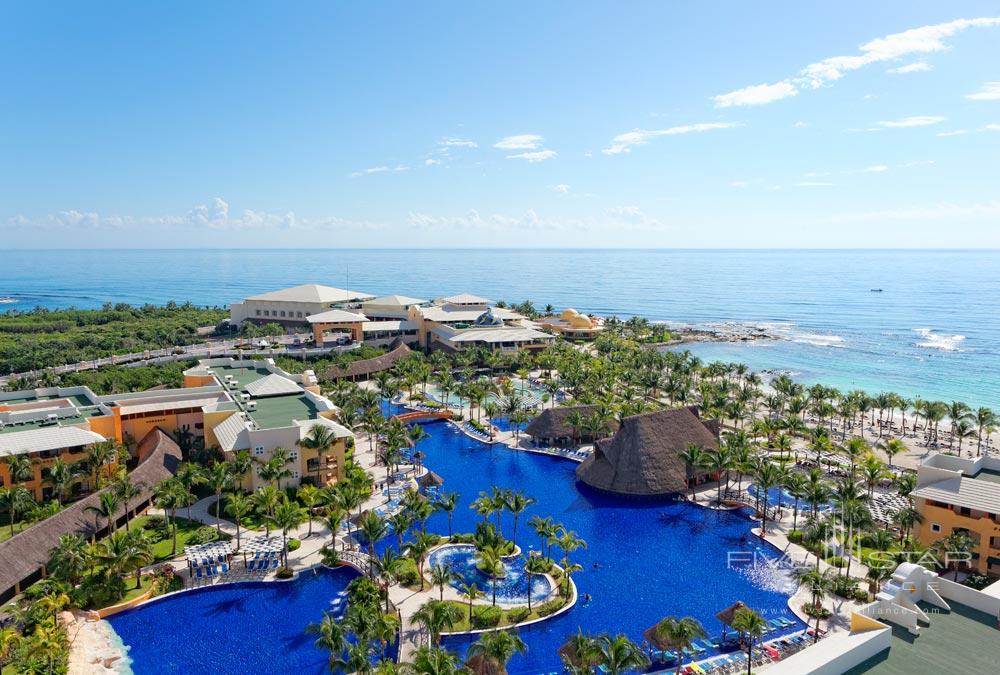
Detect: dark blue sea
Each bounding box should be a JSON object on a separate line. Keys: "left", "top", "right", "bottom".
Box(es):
{"left": 2, "top": 248, "right": 997, "bottom": 406}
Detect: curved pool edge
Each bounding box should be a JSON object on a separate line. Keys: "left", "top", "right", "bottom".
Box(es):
{"left": 439, "top": 575, "right": 578, "bottom": 638}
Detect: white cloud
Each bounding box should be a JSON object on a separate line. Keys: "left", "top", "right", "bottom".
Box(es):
{"left": 551, "top": 184, "right": 571, "bottom": 194}
{"left": 713, "top": 17, "right": 1000, "bottom": 106}
{"left": 603, "top": 122, "right": 742, "bottom": 155}
{"left": 796, "top": 181, "right": 835, "bottom": 187}
{"left": 986, "top": 123, "right": 1000, "bottom": 131}
{"left": 493, "top": 134, "right": 544, "bottom": 150}
{"left": 730, "top": 180, "right": 748, "bottom": 188}
{"left": 878, "top": 115, "right": 945, "bottom": 128}
{"left": 888, "top": 61, "right": 931, "bottom": 74}
{"left": 863, "top": 165, "right": 889, "bottom": 172}
{"left": 439, "top": 137, "right": 478, "bottom": 148}
{"left": 713, "top": 81, "right": 798, "bottom": 108}
{"left": 350, "top": 165, "right": 407, "bottom": 177}
{"left": 793, "top": 121, "right": 808, "bottom": 128}
{"left": 965, "top": 82, "right": 1000, "bottom": 100}
{"left": 7, "top": 198, "right": 383, "bottom": 234}
{"left": 603, "top": 206, "right": 662, "bottom": 229}
{"left": 425, "top": 158, "right": 441, "bottom": 166}
{"left": 506, "top": 149, "right": 557, "bottom": 163}
{"left": 902, "top": 159, "right": 935, "bottom": 167}
{"left": 936, "top": 129, "right": 968, "bottom": 137}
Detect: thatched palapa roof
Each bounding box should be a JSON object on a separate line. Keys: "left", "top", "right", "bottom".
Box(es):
{"left": 417, "top": 470, "right": 444, "bottom": 488}
{"left": 575, "top": 406, "right": 719, "bottom": 496}
{"left": 716, "top": 600, "right": 749, "bottom": 627}
{"left": 0, "top": 428, "right": 182, "bottom": 603}
{"left": 524, "top": 405, "right": 617, "bottom": 439}
{"left": 325, "top": 339, "right": 411, "bottom": 380}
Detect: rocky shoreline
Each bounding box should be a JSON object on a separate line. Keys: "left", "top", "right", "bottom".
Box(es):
{"left": 64, "top": 611, "right": 131, "bottom": 675}
{"left": 659, "top": 323, "right": 782, "bottom": 346}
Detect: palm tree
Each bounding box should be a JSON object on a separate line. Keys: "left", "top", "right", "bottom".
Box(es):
{"left": 865, "top": 565, "right": 893, "bottom": 600}
{"left": 43, "top": 459, "right": 74, "bottom": 505}
{"left": 85, "top": 489, "right": 120, "bottom": 539}
{"left": 205, "top": 462, "right": 233, "bottom": 534}
{"left": 504, "top": 491, "right": 535, "bottom": 549}
{"left": 174, "top": 462, "right": 204, "bottom": 520}
{"left": 404, "top": 531, "right": 436, "bottom": 591}
{"left": 297, "top": 484, "right": 320, "bottom": 538}
{"left": 306, "top": 612, "right": 349, "bottom": 671}
{"left": 654, "top": 616, "right": 706, "bottom": 675}
{"left": 528, "top": 515, "right": 557, "bottom": 559}
{"left": 458, "top": 581, "right": 483, "bottom": 622}
{"left": 268, "top": 497, "right": 305, "bottom": 568}
{"left": 154, "top": 478, "right": 186, "bottom": 556}
{"left": 96, "top": 529, "right": 154, "bottom": 591}
{"left": 47, "top": 533, "right": 90, "bottom": 585}
{"left": 465, "top": 630, "right": 527, "bottom": 675}
{"left": 297, "top": 423, "right": 338, "bottom": 483}
{"left": 412, "top": 599, "right": 463, "bottom": 645}
{"left": 409, "top": 646, "right": 463, "bottom": 675}
{"left": 524, "top": 555, "right": 549, "bottom": 613}
{"left": 31, "top": 622, "right": 66, "bottom": 675}
{"left": 933, "top": 530, "right": 974, "bottom": 580}
{"left": 892, "top": 505, "right": 923, "bottom": 544}
{"left": 429, "top": 563, "right": 457, "bottom": 601}
{"left": 593, "top": 634, "right": 650, "bottom": 675}
{"left": 731, "top": 607, "right": 769, "bottom": 675}
{"left": 0, "top": 485, "right": 33, "bottom": 538}
{"left": 252, "top": 485, "right": 282, "bottom": 537}
{"left": 678, "top": 443, "right": 707, "bottom": 499}
{"left": 705, "top": 448, "right": 732, "bottom": 503}
{"left": 225, "top": 492, "right": 253, "bottom": 548}
{"left": 229, "top": 449, "right": 254, "bottom": 491}
{"left": 974, "top": 406, "right": 996, "bottom": 456}
{"left": 371, "top": 549, "right": 403, "bottom": 612}
{"left": 359, "top": 511, "right": 389, "bottom": 562}
{"left": 476, "top": 545, "right": 505, "bottom": 606}
{"left": 433, "top": 492, "right": 459, "bottom": 537}
{"left": 793, "top": 567, "right": 832, "bottom": 641}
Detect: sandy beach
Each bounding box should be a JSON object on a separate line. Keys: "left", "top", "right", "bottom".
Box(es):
{"left": 64, "top": 611, "right": 131, "bottom": 675}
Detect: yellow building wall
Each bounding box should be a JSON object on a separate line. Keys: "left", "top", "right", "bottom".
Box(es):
{"left": 916, "top": 501, "right": 1000, "bottom": 574}
{"left": 86, "top": 413, "right": 118, "bottom": 441}
{"left": 202, "top": 410, "right": 238, "bottom": 450}
{"left": 1, "top": 447, "right": 117, "bottom": 501}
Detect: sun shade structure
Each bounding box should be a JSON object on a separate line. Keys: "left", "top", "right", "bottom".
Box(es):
{"left": 575, "top": 406, "right": 719, "bottom": 496}
{"left": 240, "top": 535, "right": 284, "bottom": 554}
{"left": 185, "top": 541, "right": 235, "bottom": 564}
{"left": 417, "top": 470, "right": 444, "bottom": 488}
{"left": 716, "top": 600, "right": 749, "bottom": 639}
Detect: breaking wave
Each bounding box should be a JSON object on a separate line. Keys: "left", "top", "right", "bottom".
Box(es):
{"left": 914, "top": 328, "right": 966, "bottom": 352}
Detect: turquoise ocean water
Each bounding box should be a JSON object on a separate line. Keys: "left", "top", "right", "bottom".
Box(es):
{"left": 1, "top": 249, "right": 997, "bottom": 406}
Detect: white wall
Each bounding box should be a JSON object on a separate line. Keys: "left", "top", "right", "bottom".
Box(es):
{"left": 765, "top": 625, "right": 892, "bottom": 675}
{"left": 937, "top": 576, "right": 1000, "bottom": 615}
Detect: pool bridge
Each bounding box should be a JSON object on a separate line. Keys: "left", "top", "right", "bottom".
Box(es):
{"left": 393, "top": 410, "right": 454, "bottom": 423}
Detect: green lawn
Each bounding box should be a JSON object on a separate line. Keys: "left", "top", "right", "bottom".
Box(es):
{"left": 0, "top": 520, "right": 31, "bottom": 544}
{"left": 131, "top": 515, "right": 229, "bottom": 561}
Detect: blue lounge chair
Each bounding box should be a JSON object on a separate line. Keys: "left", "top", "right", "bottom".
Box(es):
{"left": 194, "top": 567, "right": 203, "bottom": 579}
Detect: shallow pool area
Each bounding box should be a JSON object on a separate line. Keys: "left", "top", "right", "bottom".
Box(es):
{"left": 427, "top": 543, "right": 554, "bottom": 605}
{"left": 108, "top": 566, "right": 369, "bottom": 674}
{"left": 747, "top": 483, "right": 834, "bottom": 512}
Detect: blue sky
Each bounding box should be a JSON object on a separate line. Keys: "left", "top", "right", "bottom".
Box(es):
{"left": 2, "top": 1, "right": 999, "bottom": 248}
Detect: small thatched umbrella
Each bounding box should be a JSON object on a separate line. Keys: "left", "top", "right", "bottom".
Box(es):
{"left": 642, "top": 620, "right": 672, "bottom": 651}
{"left": 716, "top": 600, "right": 748, "bottom": 640}
{"left": 417, "top": 470, "right": 444, "bottom": 489}
{"left": 464, "top": 654, "right": 503, "bottom": 675}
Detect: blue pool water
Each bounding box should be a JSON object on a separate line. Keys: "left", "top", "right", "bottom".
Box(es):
{"left": 108, "top": 566, "right": 373, "bottom": 674}
{"left": 427, "top": 544, "right": 553, "bottom": 605}
{"left": 382, "top": 404, "right": 805, "bottom": 674}
{"left": 747, "top": 484, "right": 834, "bottom": 512}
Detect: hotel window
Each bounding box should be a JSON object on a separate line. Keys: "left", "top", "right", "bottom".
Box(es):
{"left": 263, "top": 310, "right": 270, "bottom": 316}
{"left": 292, "top": 471, "right": 300, "bottom": 480}
{"left": 297, "top": 312, "right": 303, "bottom": 318}
{"left": 931, "top": 523, "right": 941, "bottom": 533}
{"left": 289, "top": 451, "right": 298, "bottom": 462}
{"left": 280, "top": 311, "right": 286, "bottom": 317}
{"left": 256, "top": 310, "right": 261, "bottom": 316}
{"left": 253, "top": 446, "right": 265, "bottom": 457}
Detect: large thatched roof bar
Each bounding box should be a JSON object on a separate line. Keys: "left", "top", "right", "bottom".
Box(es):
{"left": 575, "top": 406, "right": 719, "bottom": 496}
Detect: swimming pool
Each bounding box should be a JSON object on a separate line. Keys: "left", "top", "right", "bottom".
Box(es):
{"left": 424, "top": 378, "right": 552, "bottom": 409}
{"left": 427, "top": 543, "right": 554, "bottom": 605}
{"left": 108, "top": 566, "right": 373, "bottom": 674}
{"left": 383, "top": 403, "right": 806, "bottom": 674}
{"left": 747, "top": 483, "right": 834, "bottom": 512}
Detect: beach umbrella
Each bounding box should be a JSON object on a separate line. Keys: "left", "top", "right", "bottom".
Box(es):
{"left": 641, "top": 620, "right": 674, "bottom": 651}
{"left": 715, "top": 600, "right": 748, "bottom": 640}
{"left": 418, "top": 470, "right": 444, "bottom": 489}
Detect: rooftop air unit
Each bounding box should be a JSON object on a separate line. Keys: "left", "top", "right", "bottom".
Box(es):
{"left": 246, "top": 401, "right": 257, "bottom": 411}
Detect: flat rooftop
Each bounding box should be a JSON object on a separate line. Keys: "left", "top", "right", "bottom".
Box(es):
{"left": 208, "top": 364, "right": 273, "bottom": 389}
{"left": 845, "top": 601, "right": 996, "bottom": 675}
{"left": 971, "top": 468, "right": 1000, "bottom": 485}
{"left": 0, "top": 408, "right": 106, "bottom": 434}
{"left": 248, "top": 393, "right": 319, "bottom": 429}
{"left": 0, "top": 393, "right": 95, "bottom": 407}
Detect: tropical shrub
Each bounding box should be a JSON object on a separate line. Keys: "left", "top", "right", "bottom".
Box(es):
{"left": 472, "top": 605, "right": 502, "bottom": 628}
{"left": 186, "top": 526, "right": 220, "bottom": 546}
{"left": 287, "top": 538, "right": 301, "bottom": 552}
{"left": 506, "top": 607, "right": 531, "bottom": 624}
{"left": 787, "top": 529, "right": 804, "bottom": 544}
{"left": 535, "top": 598, "right": 564, "bottom": 617}
{"left": 275, "top": 567, "right": 294, "bottom": 579}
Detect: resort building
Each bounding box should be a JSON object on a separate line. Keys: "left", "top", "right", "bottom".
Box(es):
{"left": 0, "top": 358, "right": 353, "bottom": 499}
{"left": 911, "top": 452, "right": 1000, "bottom": 577}
{"left": 360, "top": 295, "right": 429, "bottom": 320}
{"left": 537, "top": 308, "right": 604, "bottom": 340}
{"left": 229, "top": 284, "right": 375, "bottom": 327}
{"left": 411, "top": 299, "right": 554, "bottom": 352}
{"left": 576, "top": 406, "right": 719, "bottom": 496}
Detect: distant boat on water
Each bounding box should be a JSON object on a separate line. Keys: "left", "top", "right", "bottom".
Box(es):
{"left": 0, "top": 296, "right": 17, "bottom": 304}
{"left": 869, "top": 288, "right": 883, "bottom": 293}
